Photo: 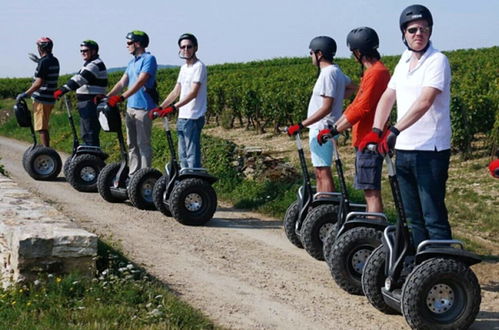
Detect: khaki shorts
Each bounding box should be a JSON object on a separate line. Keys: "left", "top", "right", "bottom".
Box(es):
{"left": 33, "top": 101, "right": 54, "bottom": 131}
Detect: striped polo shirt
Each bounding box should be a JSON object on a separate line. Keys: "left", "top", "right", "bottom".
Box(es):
{"left": 32, "top": 54, "right": 60, "bottom": 104}
{"left": 63, "top": 56, "right": 108, "bottom": 101}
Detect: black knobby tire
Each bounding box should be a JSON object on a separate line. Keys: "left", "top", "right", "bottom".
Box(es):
{"left": 283, "top": 200, "right": 303, "bottom": 248}
{"left": 329, "top": 227, "right": 382, "bottom": 295}
{"left": 170, "top": 178, "right": 217, "bottom": 226}
{"left": 323, "top": 220, "right": 340, "bottom": 265}
{"left": 301, "top": 204, "right": 338, "bottom": 260}
{"left": 401, "top": 258, "right": 481, "bottom": 330}
{"left": 63, "top": 156, "right": 72, "bottom": 179}
{"left": 24, "top": 146, "right": 62, "bottom": 180}
{"left": 66, "top": 154, "right": 105, "bottom": 192}
{"left": 128, "top": 167, "right": 162, "bottom": 210}
{"left": 22, "top": 146, "right": 35, "bottom": 173}
{"left": 152, "top": 174, "right": 172, "bottom": 217}
{"left": 361, "top": 245, "right": 398, "bottom": 314}
{"left": 97, "top": 162, "right": 129, "bottom": 203}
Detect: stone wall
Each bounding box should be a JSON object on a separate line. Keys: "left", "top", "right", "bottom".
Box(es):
{"left": 0, "top": 174, "right": 97, "bottom": 287}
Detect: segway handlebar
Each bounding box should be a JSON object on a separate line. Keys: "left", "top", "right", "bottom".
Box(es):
{"left": 162, "top": 117, "right": 171, "bottom": 132}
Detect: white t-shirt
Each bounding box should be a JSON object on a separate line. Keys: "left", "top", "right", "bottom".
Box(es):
{"left": 177, "top": 60, "right": 208, "bottom": 119}
{"left": 307, "top": 64, "right": 351, "bottom": 130}
{"left": 388, "top": 43, "right": 452, "bottom": 151}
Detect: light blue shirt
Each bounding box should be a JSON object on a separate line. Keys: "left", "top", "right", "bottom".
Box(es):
{"left": 125, "top": 52, "right": 157, "bottom": 110}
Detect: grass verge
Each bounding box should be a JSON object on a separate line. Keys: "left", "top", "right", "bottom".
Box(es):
{"left": 0, "top": 240, "right": 217, "bottom": 330}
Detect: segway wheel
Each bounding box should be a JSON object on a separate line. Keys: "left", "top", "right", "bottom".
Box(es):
{"left": 23, "top": 145, "right": 62, "bottom": 180}
{"left": 361, "top": 245, "right": 397, "bottom": 314}
{"left": 323, "top": 222, "right": 340, "bottom": 266}
{"left": 170, "top": 178, "right": 217, "bottom": 226}
{"left": 67, "top": 154, "right": 105, "bottom": 192}
{"left": 401, "top": 258, "right": 481, "bottom": 330}
{"left": 63, "top": 156, "right": 72, "bottom": 178}
{"left": 97, "top": 162, "right": 129, "bottom": 203}
{"left": 283, "top": 200, "right": 303, "bottom": 248}
{"left": 301, "top": 203, "right": 338, "bottom": 260}
{"left": 22, "top": 146, "right": 36, "bottom": 173}
{"left": 329, "top": 227, "right": 382, "bottom": 295}
{"left": 128, "top": 167, "right": 162, "bottom": 210}
{"left": 152, "top": 174, "right": 172, "bottom": 217}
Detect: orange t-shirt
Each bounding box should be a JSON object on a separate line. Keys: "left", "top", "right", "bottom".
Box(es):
{"left": 343, "top": 61, "right": 391, "bottom": 147}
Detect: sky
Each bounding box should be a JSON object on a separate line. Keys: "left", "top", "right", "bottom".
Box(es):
{"left": 1, "top": 0, "right": 498, "bottom": 78}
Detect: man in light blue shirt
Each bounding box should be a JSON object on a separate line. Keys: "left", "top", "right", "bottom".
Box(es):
{"left": 107, "top": 30, "right": 158, "bottom": 176}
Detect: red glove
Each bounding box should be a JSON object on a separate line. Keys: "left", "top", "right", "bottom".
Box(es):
{"left": 378, "top": 126, "right": 400, "bottom": 156}
{"left": 317, "top": 126, "right": 339, "bottom": 145}
{"left": 287, "top": 123, "right": 304, "bottom": 136}
{"left": 108, "top": 95, "right": 124, "bottom": 107}
{"left": 358, "top": 128, "right": 383, "bottom": 151}
{"left": 53, "top": 89, "right": 65, "bottom": 100}
{"left": 147, "top": 106, "right": 176, "bottom": 120}
{"left": 489, "top": 159, "right": 499, "bottom": 178}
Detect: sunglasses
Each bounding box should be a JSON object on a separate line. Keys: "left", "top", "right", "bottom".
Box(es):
{"left": 180, "top": 45, "right": 193, "bottom": 49}
{"left": 407, "top": 26, "right": 430, "bottom": 34}
{"left": 80, "top": 49, "right": 90, "bottom": 53}
{"left": 126, "top": 41, "right": 134, "bottom": 45}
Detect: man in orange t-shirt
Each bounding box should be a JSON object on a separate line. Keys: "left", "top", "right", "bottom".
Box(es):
{"left": 318, "top": 27, "right": 390, "bottom": 212}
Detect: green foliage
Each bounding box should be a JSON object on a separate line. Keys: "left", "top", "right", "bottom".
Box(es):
{"left": 2, "top": 47, "right": 496, "bottom": 156}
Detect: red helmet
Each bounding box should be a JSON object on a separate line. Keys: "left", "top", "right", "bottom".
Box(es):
{"left": 36, "top": 37, "right": 53, "bottom": 52}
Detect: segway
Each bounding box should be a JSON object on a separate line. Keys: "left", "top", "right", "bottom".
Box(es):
{"left": 152, "top": 116, "right": 217, "bottom": 226}
{"left": 361, "top": 151, "right": 481, "bottom": 329}
{"left": 299, "top": 133, "right": 373, "bottom": 261}
{"left": 14, "top": 98, "right": 62, "bottom": 180}
{"left": 62, "top": 96, "right": 107, "bottom": 192}
{"left": 283, "top": 130, "right": 343, "bottom": 249}
{"left": 315, "top": 139, "right": 388, "bottom": 294}
{"left": 96, "top": 100, "right": 161, "bottom": 209}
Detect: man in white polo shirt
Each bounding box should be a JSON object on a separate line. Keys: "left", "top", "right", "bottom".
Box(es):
{"left": 359, "top": 4, "right": 452, "bottom": 248}
{"left": 151, "top": 33, "right": 207, "bottom": 169}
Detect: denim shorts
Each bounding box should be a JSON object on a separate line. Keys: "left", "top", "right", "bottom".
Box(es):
{"left": 308, "top": 127, "right": 333, "bottom": 167}
{"left": 354, "top": 149, "right": 383, "bottom": 190}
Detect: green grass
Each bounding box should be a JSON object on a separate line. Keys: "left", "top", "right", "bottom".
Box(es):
{"left": 0, "top": 241, "right": 217, "bottom": 330}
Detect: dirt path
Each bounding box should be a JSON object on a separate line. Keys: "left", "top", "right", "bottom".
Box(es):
{"left": 1, "top": 136, "right": 497, "bottom": 329}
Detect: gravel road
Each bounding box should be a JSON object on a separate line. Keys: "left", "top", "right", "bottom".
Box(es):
{"left": 1, "top": 136, "right": 497, "bottom": 329}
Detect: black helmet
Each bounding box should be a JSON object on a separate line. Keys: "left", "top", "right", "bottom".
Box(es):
{"left": 126, "top": 30, "right": 149, "bottom": 48}
{"left": 309, "top": 36, "right": 336, "bottom": 60}
{"left": 80, "top": 40, "right": 99, "bottom": 53}
{"left": 36, "top": 37, "right": 53, "bottom": 52}
{"left": 399, "top": 4, "right": 433, "bottom": 32}
{"left": 14, "top": 99, "right": 32, "bottom": 128}
{"left": 347, "top": 27, "right": 379, "bottom": 53}
{"left": 178, "top": 33, "right": 198, "bottom": 47}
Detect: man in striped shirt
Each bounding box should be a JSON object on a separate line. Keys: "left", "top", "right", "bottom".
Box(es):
{"left": 54, "top": 40, "right": 108, "bottom": 146}
{"left": 17, "top": 37, "right": 60, "bottom": 147}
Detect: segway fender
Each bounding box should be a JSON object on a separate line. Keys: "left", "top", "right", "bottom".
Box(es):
{"left": 415, "top": 248, "right": 481, "bottom": 266}
{"left": 178, "top": 171, "right": 218, "bottom": 184}
{"left": 75, "top": 146, "right": 109, "bottom": 160}
{"left": 337, "top": 218, "right": 388, "bottom": 238}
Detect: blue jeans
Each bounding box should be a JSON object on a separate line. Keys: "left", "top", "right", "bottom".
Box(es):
{"left": 177, "top": 117, "right": 205, "bottom": 168}
{"left": 77, "top": 100, "right": 101, "bottom": 146}
{"left": 395, "top": 149, "right": 452, "bottom": 248}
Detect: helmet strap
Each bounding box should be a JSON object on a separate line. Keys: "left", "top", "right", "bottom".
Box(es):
{"left": 313, "top": 52, "right": 321, "bottom": 77}
{"left": 178, "top": 51, "right": 195, "bottom": 60}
